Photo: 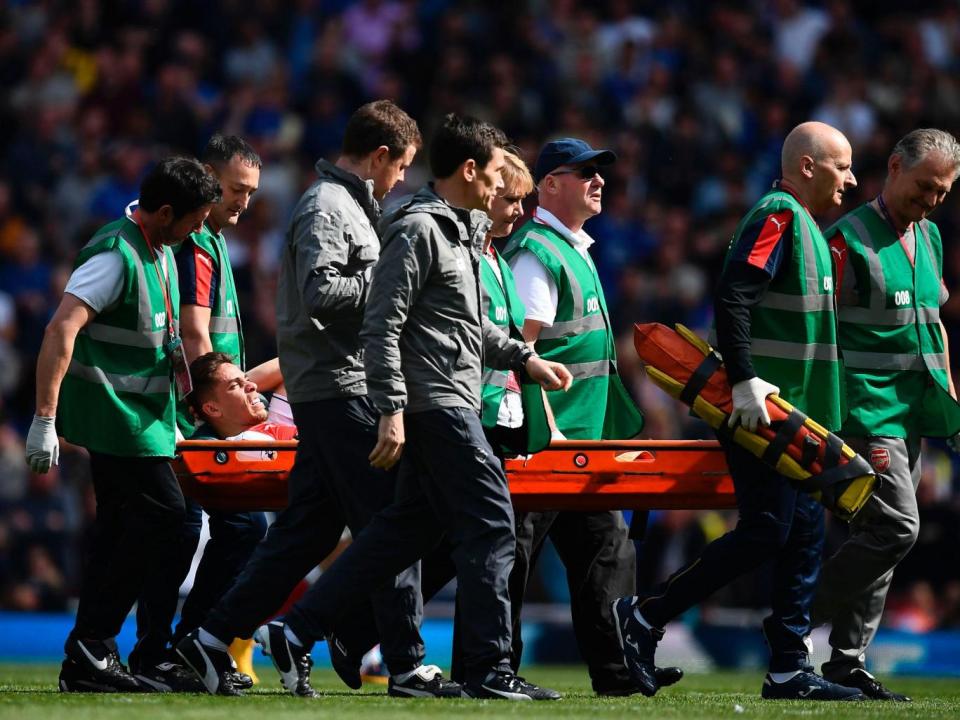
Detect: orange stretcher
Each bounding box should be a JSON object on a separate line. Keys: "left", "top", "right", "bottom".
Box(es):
{"left": 174, "top": 439, "right": 735, "bottom": 513}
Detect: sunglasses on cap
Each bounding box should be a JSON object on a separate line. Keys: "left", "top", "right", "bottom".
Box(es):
{"left": 549, "top": 164, "right": 603, "bottom": 180}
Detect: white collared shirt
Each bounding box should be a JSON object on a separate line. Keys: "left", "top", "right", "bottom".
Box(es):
{"left": 509, "top": 207, "right": 596, "bottom": 325}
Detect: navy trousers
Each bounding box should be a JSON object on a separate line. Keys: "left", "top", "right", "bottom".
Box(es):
{"left": 638, "top": 440, "right": 825, "bottom": 672}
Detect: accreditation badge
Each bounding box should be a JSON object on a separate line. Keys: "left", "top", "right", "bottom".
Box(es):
{"left": 166, "top": 336, "right": 193, "bottom": 400}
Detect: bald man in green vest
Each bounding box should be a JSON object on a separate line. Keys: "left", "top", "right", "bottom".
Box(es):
{"left": 613, "top": 122, "right": 865, "bottom": 701}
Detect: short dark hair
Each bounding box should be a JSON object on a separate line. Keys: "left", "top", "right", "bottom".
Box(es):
{"left": 187, "top": 351, "right": 234, "bottom": 422}
{"left": 139, "top": 157, "right": 222, "bottom": 219}
{"left": 341, "top": 100, "right": 422, "bottom": 160}
{"left": 202, "top": 133, "right": 262, "bottom": 170}
{"left": 429, "top": 114, "right": 508, "bottom": 179}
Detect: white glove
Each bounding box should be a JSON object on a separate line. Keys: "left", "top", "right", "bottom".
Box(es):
{"left": 26, "top": 415, "right": 59, "bottom": 473}
{"left": 728, "top": 378, "right": 780, "bottom": 432}
{"left": 948, "top": 432, "right": 960, "bottom": 454}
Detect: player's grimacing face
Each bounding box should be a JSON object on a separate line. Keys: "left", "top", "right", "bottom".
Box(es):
{"left": 209, "top": 363, "right": 268, "bottom": 426}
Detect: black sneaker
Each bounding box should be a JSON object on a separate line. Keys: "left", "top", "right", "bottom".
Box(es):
{"left": 512, "top": 675, "right": 562, "bottom": 700}
{"left": 761, "top": 670, "right": 865, "bottom": 700}
{"left": 253, "top": 621, "right": 319, "bottom": 698}
{"left": 596, "top": 666, "right": 684, "bottom": 696}
{"left": 229, "top": 670, "right": 254, "bottom": 690}
{"left": 463, "top": 670, "right": 561, "bottom": 701}
{"left": 174, "top": 630, "right": 243, "bottom": 696}
{"left": 59, "top": 638, "right": 142, "bottom": 693}
{"left": 134, "top": 661, "right": 206, "bottom": 693}
{"left": 388, "top": 664, "right": 462, "bottom": 698}
{"left": 611, "top": 596, "right": 662, "bottom": 697}
{"left": 326, "top": 634, "right": 362, "bottom": 690}
{"left": 834, "top": 668, "right": 911, "bottom": 702}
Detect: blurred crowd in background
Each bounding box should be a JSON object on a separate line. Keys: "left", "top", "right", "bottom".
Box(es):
{"left": 3, "top": 0, "right": 960, "bottom": 635}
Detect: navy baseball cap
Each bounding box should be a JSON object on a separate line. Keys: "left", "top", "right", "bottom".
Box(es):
{"left": 534, "top": 138, "right": 617, "bottom": 182}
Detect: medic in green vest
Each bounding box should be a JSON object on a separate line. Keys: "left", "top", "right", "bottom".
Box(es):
{"left": 811, "top": 129, "right": 960, "bottom": 701}
{"left": 175, "top": 135, "right": 279, "bottom": 436}
{"left": 25, "top": 158, "right": 221, "bottom": 694}
{"left": 479, "top": 150, "right": 550, "bottom": 454}
{"left": 503, "top": 140, "right": 643, "bottom": 441}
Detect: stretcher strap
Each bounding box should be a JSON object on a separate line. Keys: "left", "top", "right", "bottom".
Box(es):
{"left": 823, "top": 432, "right": 843, "bottom": 469}
{"left": 680, "top": 352, "right": 722, "bottom": 406}
{"left": 761, "top": 408, "right": 807, "bottom": 467}
{"left": 800, "top": 435, "right": 820, "bottom": 470}
{"left": 798, "top": 453, "right": 873, "bottom": 493}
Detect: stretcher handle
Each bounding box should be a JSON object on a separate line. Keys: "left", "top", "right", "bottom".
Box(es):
{"left": 177, "top": 440, "right": 299, "bottom": 451}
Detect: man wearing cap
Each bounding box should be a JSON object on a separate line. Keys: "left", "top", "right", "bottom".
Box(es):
{"left": 501, "top": 138, "right": 650, "bottom": 697}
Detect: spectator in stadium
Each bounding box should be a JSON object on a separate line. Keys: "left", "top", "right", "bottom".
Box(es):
{"left": 176, "top": 100, "right": 446, "bottom": 699}
{"left": 501, "top": 138, "right": 651, "bottom": 697}
{"left": 25, "top": 157, "right": 221, "bottom": 693}
{"left": 812, "top": 128, "right": 960, "bottom": 701}
{"left": 242, "top": 114, "right": 572, "bottom": 702}
{"left": 612, "top": 122, "right": 866, "bottom": 701}
{"left": 132, "top": 134, "right": 268, "bottom": 692}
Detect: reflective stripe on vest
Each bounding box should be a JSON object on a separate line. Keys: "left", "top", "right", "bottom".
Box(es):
{"left": 209, "top": 316, "right": 240, "bottom": 333}
{"left": 843, "top": 350, "right": 947, "bottom": 372}
{"left": 539, "top": 313, "right": 607, "bottom": 340}
{"left": 750, "top": 339, "right": 839, "bottom": 362}
{"left": 68, "top": 359, "right": 171, "bottom": 394}
{"left": 566, "top": 359, "right": 616, "bottom": 379}
{"left": 482, "top": 369, "right": 509, "bottom": 388}
{"left": 759, "top": 291, "right": 834, "bottom": 313}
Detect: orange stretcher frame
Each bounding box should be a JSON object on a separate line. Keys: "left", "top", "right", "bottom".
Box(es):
{"left": 174, "top": 439, "right": 735, "bottom": 513}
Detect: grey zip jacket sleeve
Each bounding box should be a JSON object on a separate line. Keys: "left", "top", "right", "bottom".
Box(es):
{"left": 362, "top": 184, "right": 530, "bottom": 415}
{"left": 277, "top": 159, "right": 381, "bottom": 402}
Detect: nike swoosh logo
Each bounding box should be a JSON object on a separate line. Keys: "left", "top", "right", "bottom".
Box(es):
{"left": 195, "top": 639, "right": 220, "bottom": 692}
{"left": 77, "top": 641, "right": 109, "bottom": 671}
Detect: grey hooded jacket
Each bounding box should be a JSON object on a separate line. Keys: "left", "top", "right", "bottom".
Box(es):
{"left": 277, "top": 159, "right": 380, "bottom": 402}
{"left": 362, "top": 184, "right": 531, "bottom": 415}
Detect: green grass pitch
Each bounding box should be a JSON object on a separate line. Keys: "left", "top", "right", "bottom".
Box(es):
{"left": 2, "top": 664, "right": 960, "bottom": 719}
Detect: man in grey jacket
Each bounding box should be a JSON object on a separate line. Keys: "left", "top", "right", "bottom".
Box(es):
{"left": 177, "top": 101, "right": 457, "bottom": 699}
{"left": 253, "top": 115, "right": 573, "bottom": 702}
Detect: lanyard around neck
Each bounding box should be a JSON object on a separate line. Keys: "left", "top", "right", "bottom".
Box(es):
{"left": 132, "top": 211, "right": 176, "bottom": 340}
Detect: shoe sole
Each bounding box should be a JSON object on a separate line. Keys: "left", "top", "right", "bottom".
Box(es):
{"left": 134, "top": 674, "right": 173, "bottom": 692}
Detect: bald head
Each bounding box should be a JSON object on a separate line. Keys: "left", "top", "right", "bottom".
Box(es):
{"left": 780, "top": 121, "right": 856, "bottom": 214}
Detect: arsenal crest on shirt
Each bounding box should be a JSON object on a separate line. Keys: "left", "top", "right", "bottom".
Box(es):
{"left": 869, "top": 447, "right": 891, "bottom": 473}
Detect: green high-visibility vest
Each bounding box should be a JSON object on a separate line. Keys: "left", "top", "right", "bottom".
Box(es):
{"left": 503, "top": 221, "right": 644, "bottom": 440}
{"left": 828, "top": 204, "right": 960, "bottom": 438}
{"left": 59, "top": 217, "right": 179, "bottom": 458}
{"left": 479, "top": 248, "right": 550, "bottom": 453}
{"left": 175, "top": 221, "right": 244, "bottom": 436}
{"left": 723, "top": 189, "right": 844, "bottom": 430}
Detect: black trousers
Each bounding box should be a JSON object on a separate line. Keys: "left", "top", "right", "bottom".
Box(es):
{"left": 203, "top": 396, "right": 424, "bottom": 674}
{"left": 316, "top": 429, "right": 636, "bottom": 691}
{"left": 283, "top": 407, "right": 517, "bottom": 684}
{"left": 71, "top": 452, "right": 186, "bottom": 646}
{"left": 132, "top": 498, "right": 267, "bottom": 668}
{"left": 509, "top": 509, "right": 637, "bottom": 693}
